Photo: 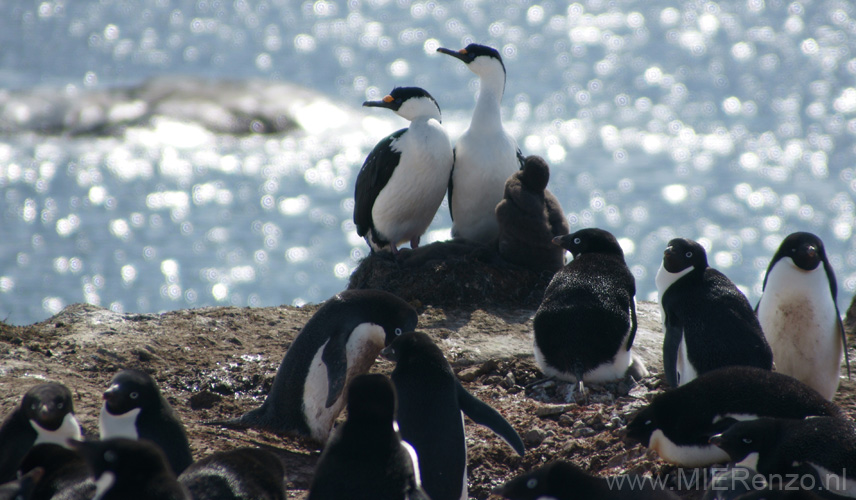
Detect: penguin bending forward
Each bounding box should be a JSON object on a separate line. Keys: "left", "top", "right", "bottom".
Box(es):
{"left": 224, "top": 290, "right": 418, "bottom": 442}
{"left": 437, "top": 43, "right": 524, "bottom": 244}
{"left": 533, "top": 228, "right": 647, "bottom": 397}
{"left": 0, "top": 382, "right": 82, "bottom": 482}
{"left": 354, "top": 87, "right": 453, "bottom": 256}
{"left": 382, "top": 332, "right": 524, "bottom": 500}
{"left": 655, "top": 237, "right": 772, "bottom": 387}
{"left": 756, "top": 231, "right": 850, "bottom": 400}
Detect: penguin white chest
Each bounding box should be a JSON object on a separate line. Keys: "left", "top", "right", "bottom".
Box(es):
{"left": 757, "top": 260, "right": 841, "bottom": 398}
{"left": 99, "top": 406, "right": 141, "bottom": 440}
{"left": 371, "top": 119, "right": 453, "bottom": 246}
{"left": 31, "top": 412, "right": 83, "bottom": 447}
{"left": 302, "top": 323, "right": 386, "bottom": 442}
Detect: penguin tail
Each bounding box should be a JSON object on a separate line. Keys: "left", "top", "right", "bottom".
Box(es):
{"left": 573, "top": 363, "right": 588, "bottom": 405}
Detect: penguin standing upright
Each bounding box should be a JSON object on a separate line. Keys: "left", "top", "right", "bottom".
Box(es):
{"left": 0, "top": 382, "right": 82, "bottom": 482}
{"left": 756, "top": 232, "right": 850, "bottom": 400}
{"left": 533, "top": 228, "right": 646, "bottom": 397}
{"left": 655, "top": 238, "right": 773, "bottom": 387}
{"left": 495, "top": 155, "right": 569, "bottom": 272}
{"left": 437, "top": 43, "right": 524, "bottom": 244}
{"left": 70, "top": 438, "right": 190, "bottom": 500}
{"left": 354, "top": 86, "right": 453, "bottom": 256}
{"left": 99, "top": 369, "right": 193, "bottom": 476}
{"left": 224, "top": 290, "right": 418, "bottom": 442}
{"left": 308, "top": 374, "right": 429, "bottom": 500}
{"left": 382, "top": 331, "right": 524, "bottom": 500}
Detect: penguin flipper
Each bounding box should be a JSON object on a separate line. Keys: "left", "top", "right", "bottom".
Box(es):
{"left": 455, "top": 381, "right": 525, "bottom": 456}
{"left": 662, "top": 320, "right": 682, "bottom": 388}
{"left": 321, "top": 336, "right": 349, "bottom": 409}
{"left": 626, "top": 298, "right": 639, "bottom": 351}
{"left": 0, "top": 421, "right": 33, "bottom": 482}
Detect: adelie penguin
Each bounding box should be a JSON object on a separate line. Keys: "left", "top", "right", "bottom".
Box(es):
{"left": 710, "top": 416, "right": 856, "bottom": 498}
{"left": 70, "top": 438, "right": 190, "bottom": 500}
{"left": 0, "top": 382, "right": 82, "bottom": 482}
{"left": 308, "top": 374, "right": 429, "bottom": 500}
{"left": 756, "top": 232, "right": 850, "bottom": 400}
{"left": 655, "top": 237, "right": 773, "bottom": 387}
{"left": 625, "top": 366, "right": 843, "bottom": 467}
{"left": 533, "top": 228, "right": 647, "bottom": 399}
{"left": 222, "top": 290, "right": 418, "bottom": 442}
{"left": 0, "top": 467, "right": 42, "bottom": 500}
{"left": 437, "top": 43, "right": 524, "bottom": 244}
{"left": 494, "top": 155, "right": 569, "bottom": 273}
{"left": 99, "top": 369, "right": 193, "bottom": 476}
{"left": 354, "top": 86, "right": 453, "bottom": 256}
{"left": 18, "top": 443, "right": 94, "bottom": 500}
{"left": 178, "top": 448, "right": 286, "bottom": 500}
{"left": 494, "top": 460, "right": 679, "bottom": 500}
{"left": 382, "top": 331, "right": 525, "bottom": 500}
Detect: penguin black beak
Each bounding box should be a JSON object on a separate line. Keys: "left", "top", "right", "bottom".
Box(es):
{"left": 551, "top": 235, "right": 564, "bottom": 247}
{"left": 805, "top": 245, "right": 817, "bottom": 258}
{"left": 436, "top": 46, "right": 470, "bottom": 63}
{"left": 709, "top": 434, "right": 723, "bottom": 447}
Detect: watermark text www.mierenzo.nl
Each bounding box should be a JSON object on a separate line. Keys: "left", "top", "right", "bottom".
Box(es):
{"left": 604, "top": 467, "right": 851, "bottom": 492}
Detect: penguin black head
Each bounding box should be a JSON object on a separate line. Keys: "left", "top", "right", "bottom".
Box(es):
{"left": 624, "top": 405, "right": 659, "bottom": 446}
{"left": 662, "top": 238, "right": 708, "bottom": 273}
{"left": 335, "top": 290, "right": 418, "bottom": 346}
{"left": 381, "top": 331, "right": 445, "bottom": 370}
{"left": 437, "top": 43, "right": 506, "bottom": 74}
{"left": 709, "top": 418, "right": 780, "bottom": 463}
{"left": 494, "top": 461, "right": 586, "bottom": 499}
{"left": 771, "top": 232, "right": 825, "bottom": 272}
{"left": 71, "top": 438, "right": 172, "bottom": 480}
{"left": 345, "top": 374, "right": 396, "bottom": 426}
{"left": 362, "top": 87, "right": 441, "bottom": 121}
{"left": 103, "top": 370, "right": 162, "bottom": 416}
{"left": 552, "top": 228, "right": 624, "bottom": 259}
{"left": 21, "top": 383, "right": 76, "bottom": 431}
{"left": 519, "top": 155, "right": 550, "bottom": 193}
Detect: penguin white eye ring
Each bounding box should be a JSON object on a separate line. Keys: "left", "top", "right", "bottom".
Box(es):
{"left": 57, "top": 402, "right": 64, "bottom": 409}
{"left": 395, "top": 328, "right": 403, "bottom": 336}
{"left": 526, "top": 478, "right": 538, "bottom": 489}
{"left": 742, "top": 437, "right": 752, "bottom": 444}
{"left": 685, "top": 251, "right": 692, "bottom": 258}
{"left": 130, "top": 392, "right": 139, "bottom": 399}
{"left": 574, "top": 237, "right": 581, "bottom": 244}
{"left": 104, "top": 450, "right": 118, "bottom": 463}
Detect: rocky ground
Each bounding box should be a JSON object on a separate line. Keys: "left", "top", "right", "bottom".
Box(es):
{"left": 1, "top": 300, "right": 854, "bottom": 499}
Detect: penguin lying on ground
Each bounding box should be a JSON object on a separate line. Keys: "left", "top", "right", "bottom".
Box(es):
{"left": 710, "top": 416, "right": 856, "bottom": 499}
{"left": 354, "top": 86, "right": 453, "bottom": 256}
{"left": 437, "top": 43, "right": 524, "bottom": 244}
{"left": 533, "top": 228, "right": 647, "bottom": 400}
{"left": 0, "top": 467, "right": 42, "bottom": 500}
{"left": 495, "top": 155, "right": 569, "bottom": 273}
{"left": 0, "top": 382, "right": 82, "bottom": 482}
{"left": 308, "top": 374, "right": 429, "bottom": 500}
{"left": 624, "top": 366, "right": 843, "bottom": 467}
{"left": 756, "top": 232, "right": 850, "bottom": 400}
{"left": 100, "top": 369, "right": 193, "bottom": 476}
{"left": 655, "top": 237, "right": 772, "bottom": 387}
{"left": 178, "top": 448, "right": 286, "bottom": 500}
{"left": 70, "top": 438, "right": 190, "bottom": 500}
{"left": 18, "top": 443, "right": 93, "bottom": 500}
{"left": 222, "top": 290, "right": 418, "bottom": 442}
{"left": 494, "top": 460, "right": 679, "bottom": 500}
{"left": 382, "top": 331, "right": 525, "bottom": 500}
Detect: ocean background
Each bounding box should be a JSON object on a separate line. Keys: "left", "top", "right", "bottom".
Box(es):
{"left": 2, "top": 0, "right": 856, "bottom": 325}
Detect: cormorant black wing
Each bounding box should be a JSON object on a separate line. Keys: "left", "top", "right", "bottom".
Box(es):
{"left": 354, "top": 129, "right": 406, "bottom": 237}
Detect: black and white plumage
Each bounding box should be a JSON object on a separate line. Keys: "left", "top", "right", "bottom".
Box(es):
{"left": 437, "top": 43, "right": 524, "bottom": 244}
{"left": 494, "top": 460, "right": 679, "bottom": 500}
{"left": 308, "top": 374, "right": 429, "bottom": 500}
{"left": 700, "top": 467, "right": 767, "bottom": 500}
{"left": 533, "top": 228, "right": 646, "bottom": 396}
{"left": 655, "top": 238, "right": 773, "bottom": 387}
{"left": 99, "top": 369, "right": 193, "bottom": 476}
{"left": 495, "top": 155, "right": 569, "bottom": 273}
{"left": 624, "top": 366, "right": 843, "bottom": 467}
{"left": 224, "top": 290, "right": 418, "bottom": 443}
{"left": 756, "top": 232, "right": 850, "bottom": 400}
{"left": 710, "top": 417, "right": 856, "bottom": 498}
{"left": 0, "top": 467, "right": 42, "bottom": 500}
{"left": 178, "top": 448, "right": 286, "bottom": 500}
{"left": 69, "top": 438, "right": 190, "bottom": 500}
{"left": 18, "top": 443, "right": 93, "bottom": 500}
{"left": 0, "top": 382, "right": 82, "bottom": 482}
{"left": 354, "top": 86, "right": 453, "bottom": 256}
{"left": 382, "top": 332, "right": 524, "bottom": 500}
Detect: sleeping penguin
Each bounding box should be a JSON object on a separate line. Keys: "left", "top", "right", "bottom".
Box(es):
{"left": 99, "top": 369, "right": 193, "bottom": 476}
{"left": 710, "top": 416, "right": 856, "bottom": 498}
{"left": 655, "top": 237, "right": 772, "bottom": 387}
{"left": 0, "top": 382, "right": 82, "bottom": 482}
{"left": 756, "top": 232, "right": 850, "bottom": 400}
{"left": 354, "top": 86, "right": 453, "bottom": 256}
{"left": 382, "top": 331, "right": 524, "bottom": 500}
{"left": 222, "top": 290, "right": 418, "bottom": 443}
{"left": 533, "top": 228, "right": 647, "bottom": 399}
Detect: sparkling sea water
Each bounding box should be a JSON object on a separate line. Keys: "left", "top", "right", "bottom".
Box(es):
{"left": 2, "top": 0, "right": 856, "bottom": 325}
